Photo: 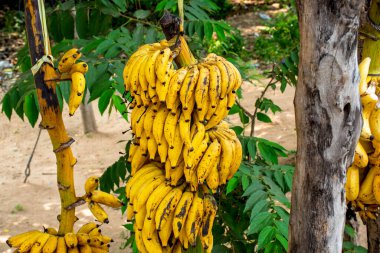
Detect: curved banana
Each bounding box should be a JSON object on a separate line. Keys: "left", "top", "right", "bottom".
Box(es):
{"left": 172, "top": 191, "right": 194, "bottom": 238}
{"left": 186, "top": 194, "right": 204, "bottom": 246}
{"left": 68, "top": 72, "right": 86, "bottom": 116}
{"left": 88, "top": 202, "right": 109, "bottom": 223}
{"left": 345, "top": 165, "right": 360, "bottom": 201}
{"left": 90, "top": 190, "right": 123, "bottom": 208}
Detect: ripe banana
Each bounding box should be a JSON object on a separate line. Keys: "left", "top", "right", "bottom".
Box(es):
{"left": 88, "top": 202, "right": 109, "bottom": 224}
{"left": 59, "top": 48, "right": 81, "bottom": 73}
{"left": 68, "top": 72, "right": 86, "bottom": 116}
{"left": 186, "top": 194, "right": 203, "bottom": 246}
{"left": 172, "top": 191, "right": 194, "bottom": 238}
{"left": 90, "top": 190, "right": 123, "bottom": 208}
{"left": 345, "top": 165, "right": 360, "bottom": 201}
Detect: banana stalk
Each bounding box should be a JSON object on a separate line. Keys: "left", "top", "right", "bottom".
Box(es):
{"left": 25, "top": 0, "right": 77, "bottom": 234}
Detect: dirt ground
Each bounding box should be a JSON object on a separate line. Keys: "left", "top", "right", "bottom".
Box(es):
{"left": 0, "top": 78, "right": 296, "bottom": 253}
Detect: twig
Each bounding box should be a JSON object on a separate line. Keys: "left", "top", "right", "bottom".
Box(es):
{"left": 119, "top": 13, "right": 159, "bottom": 28}
{"left": 24, "top": 128, "right": 42, "bottom": 183}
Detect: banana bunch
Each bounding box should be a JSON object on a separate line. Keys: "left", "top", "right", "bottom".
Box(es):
{"left": 83, "top": 176, "right": 125, "bottom": 224}
{"left": 345, "top": 57, "right": 380, "bottom": 221}
{"left": 123, "top": 40, "right": 177, "bottom": 106}
{"left": 123, "top": 40, "right": 241, "bottom": 130}
{"left": 6, "top": 222, "right": 112, "bottom": 253}
{"left": 57, "top": 48, "right": 89, "bottom": 116}
{"left": 125, "top": 163, "right": 217, "bottom": 253}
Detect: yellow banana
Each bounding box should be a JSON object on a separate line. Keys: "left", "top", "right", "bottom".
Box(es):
{"left": 68, "top": 72, "right": 86, "bottom": 116}
{"left": 214, "top": 60, "right": 230, "bottom": 99}
{"left": 359, "top": 166, "right": 380, "bottom": 202}
{"left": 145, "top": 49, "right": 161, "bottom": 89}
{"left": 185, "top": 122, "right": 206, "bottom": 168}
{"left": 369, "top": 104, "right": 380, "bottom": 142}
{"left": 30, "top": 233, "right": 51, "bottom": 253}
{"left": 158, "top": 210, "right": 175, "bottom": 247}
{"left": 129, "top": 169, "right": 164, "bottom": 202}
{"left": 187, "top": 134, "right": 210, "bottom": 173}
{"left": 197, "top": 94, "right": 210, "bottom": 122}
{"left": 130, "top": 148, "right": 148, "bottom": 176}
{"left": 131, "top": 175, "right": 165, "bottom": 212}
{"left": 146, "top": 184, "right": 173, "bottom": 220}
{"left": 88, "top": 228, "right": 101, "bottom": 237}
{"left": 165, "top": 159, "right": 172, "bottom": 181}
{"left": 224, "top": 60, "right": 242, "bottom": 92}
{"left": 354, "top": 141, "right": 368, "bottom": 168}
{"left": 148, "top": 137, "right": 158, "bottom": 159}
{"left": 168, "top": 127, "right": 184, "bottom": 167}
{"left": 179, "top": 223, "right": 189, "bottom": 250}
{"left": 7, "top": 230, "right": 41, "bottom": 248}
{"left": 204, "top": 63, "right": 221, "bottom": 108}
{"left": 128, "top": 142, "right": 138, "bottom": 162}
{"left": 77, "top": 222, "right": 99, "bottom": 234}
{"left": 199, "top": 195, "right": 217, "bottom": 249}
{"left": 359, "top": 57, "right": 371, "bottom": 95}
{"left": 205, "top": 95, "right": 229, "bottom": 130}
{"left": 164, "top": 109, "right": 180, "bottom": 149}
{"left": 179, "top": 109, "right": 192, "bottom": 149}
{"left": 345, "top": 165, "right": 360, "bottom": 201}
{"left": 134, "top": 223, "right": 148, "bottom": 253}
{"left": 142, "top": 226, "right": 163, "bottom": 253}
{"left": 57, "top": 236, "right": 68, "bottom": 253}
{"left": 69, "top": 62, "right": 88, "bottom": 74}
{"left": 227, "top": 91, "right": 236, "bottom": 110}
{"left": 84, "top": 176, "right": 99, "bottom": 194}
{"left": 170, "top": 161, "right": 185, "bottom": 186}
{"left": 373, "top": 174, "right": 380, "bottom": 204}
{"left": 138, "top": 55, "right": 151, "bottom": 93}
{"left": 135, "top": 205, "right": 147, "bottom": 231}
{"left": 195, "top": 66, "right": 210, "bottom": 114}
{"left": 90, "top": 190, "right": 123, "bottom": 208}
{"left": 76, "top": 233, "right": 90, "bottom": 246}
{"left": 64, "top": 233, "right": 78, "bottom": 249}
{"left": 172, "top": 191, "right": 194, "bottom": 238}
{"left": 125, "top": 163, "right": 161, "bottom": 196}
{"left": 179, "top": 66, "right": 199, "bottom": 111}
{"left": 360, "top": 93, "right": 378, "bottom": 141}
{"left": 139, "top": 130, "right": 149, "bottom": 155}
{"left": 206, "top": 157, "right": 220, "bottom": 193}
{"left": 59, "top": 48, "right": 81, "bottom": 73}
{"left": 153, "top": 106, "right": 170, "bottom": 145}
{"left": 17, "top": 231, "right": 43, "bottom": 253}
{"left": 43, "top": 235, "right": 58, "bottom": 253}
{"left": 143, "top": 105, "right": 157, "bottom": 139}
{"left": 135, "top": 177, "right": 166, "bottom": 214}
{"left": 197, "top": 139, "right": 221, "bottom": 184}
{"left": 88, "top": 202, "right": 109, "bottom": 223}
{"left": 126, "top": 203, "right": 134, "bottom": 221}
{"left": 130, "top": 55, "right": 148, "bottom": 93}
{"left": 78, "top": 244, "right": 92, "bottom": 253}
{"left": 186, "top": 194, "right": 204, "bottom": 246}
{"left": 167, "top": 68, "right": 188, "bottom": 110}
{"left": 156, "top": 48, "right": 173, "bottom": 101}
{"left": 210, "top": 131, "right": 234, "bottom": 185}
{"left": 155, "top": 184, "right": 186, "bottom": 231}
{"left": 157, "top": 137, "right": 169, "bottom": 163}
{"left": 228, "top": 137, "right": 242, "bottom": 179}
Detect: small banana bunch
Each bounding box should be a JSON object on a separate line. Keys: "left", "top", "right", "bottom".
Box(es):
{"left": 6, "top": 222, "right": 112, "bottom": 253}
{"left": 125, "top": 162, "right": 217, "bottom": 252}
{"left": 84, "top": 176, "right": 125, "bottom": 224}
{"left": 345, "top": 57, "right": 380, "bottom": 222}
{"left": 57, "top": 48, "right": 89, "bottom": 116}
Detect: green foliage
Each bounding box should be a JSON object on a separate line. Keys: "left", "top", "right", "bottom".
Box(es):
{"left": 343, "top": 225, "right": 367, "bottom": 253}
{"left": 253, "top": 5, "right": 299, "bottom": 64}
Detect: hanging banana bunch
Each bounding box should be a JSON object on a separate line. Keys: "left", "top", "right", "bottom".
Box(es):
{"left": 57, "top": 48, "right": 89, "bottom": 116}
{"left": 122, "top": 20, "right": 242, "bottom": 251}
{"left": 345, "top": 56, "right": 380, "bottom": 223}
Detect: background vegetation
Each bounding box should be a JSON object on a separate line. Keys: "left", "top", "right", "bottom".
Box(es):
{"left": 2, "top": 0, "right": 363, "bottom": 252}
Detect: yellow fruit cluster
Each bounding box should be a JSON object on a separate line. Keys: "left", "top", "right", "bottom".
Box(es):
{"left": 345, "top": 57, "right": 380, "bottom": 222}
{"left": 125, "top": 163, "right": 216, "bottom": 252}
{"left": 57, "top": 48, "right": 89, "bottom": 116}
{"left": 6, "top": 222, "right": 112, "bottom": 253}
{"left": 123, "top": 35, "right": 242, "bottom": 252}
{"left": 84, "top": 177, "right": 125, "bottom": 224}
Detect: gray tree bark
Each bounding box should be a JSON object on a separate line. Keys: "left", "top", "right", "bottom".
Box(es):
{"left": 289, "top": 1, "right": 363, "bottom": 252}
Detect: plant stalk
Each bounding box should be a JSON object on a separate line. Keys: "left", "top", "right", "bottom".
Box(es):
{"left": 24, "top": 0, "right": 77, "bottom": 235}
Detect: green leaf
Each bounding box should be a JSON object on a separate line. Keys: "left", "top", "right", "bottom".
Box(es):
{"left": 250, "top": 199, "right": 270, "bottom": 221}
{"left": 204, "top": 21, "right": 213, "bottom": 40}
{"left": 273, "top": 206, "right": 290, "bottom": 224}
{"left": 247, "top": 138, "right": 257, "bottom": 159}
{"left": 23, "top": 93, "right": 38, "bottom": 127}
{"left": 133, "top": 9, "right": 151, "bottom": 19}
{"left": 244, "top": 190, "right": 267, "bottom": 213}
{"left": 195, "top": 21, "right": 204, "bottom": 40}
{"left": 353, "top": 245, "right": 368, "bottom": 253}
{"left": 257, "top": 112, "right": 272, "bottom": 123}
{"left": 226, "top": 175, "right": 239, "bottom": 195}
{"left": 258, "top": 142, "right": 278, "bottom": 164}
{"left": 344, "top": 225, "right": 355, "bottom": 238}
{"left": 112, "top": 0, "right": 126, "bottom": 12}
{"left": 275, "top": 233, "right": 288, "bottom": 251}
{"left": 274, "top": 170, "right": 285, "bottom": 191}
{"left": 257, "top": 226, "right": 276, "bottom": 250}
{"left": 105, "top": 44, "right": 122, "bottom": 58}
{"left": 1, "top": 93, "right": 12, "bottom": 119}
{"left": 231, "top": 126, "right": 244, "bottom": 135}
{"left": 239, "top": 109, "right": 250, "bottom": 124}
{"left": 214, "top": 23, "right": 226, "bottom": 40}
{"left": 132, "top": 24, "right": 145, "bottom": 46}
{"left": 96, "top": 39, "right": 114, "bottom": 55}
{"left": 145, "top": 27, "right": 157, "bottom": 44}
{"left": 284, "top": 171, "right": 293, "bottom": 190}
{"left": 274, "top": 220, "right": 289, "bottom": 238}
{"left": 229, "top": 104, "right": 240, "bottom": 115}
{"left": 76, "top": 7, "right": 89, "bottom": 39}
{"left": 112, "top": 95, "right": 128, "bottom": 121}
{"left": 241, "top": 174, "right": 250, "bottom": 191}
{"left": 60, "top": 10, "right": 74, "bottom": 39}
{"left": 248, "top": 212, "right": 273, "bottom": 235}
{"left": 98, "top": 88, "right": 114, "bottom": 115}
{"left": 243, "top": 178, "right": 264, "bottom": 197}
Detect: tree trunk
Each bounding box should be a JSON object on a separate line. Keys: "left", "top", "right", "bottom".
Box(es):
{"left": 289, "top": 1, "right": 362, "bottom": 252}
{"left": 80, "top": 92, "right": 97, "bottom": 133}
{"left": 367, "top": 217, "right": 380, "bottom": 252}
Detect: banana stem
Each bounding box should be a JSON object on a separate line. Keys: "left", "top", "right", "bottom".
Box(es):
{"left": 160, "top": 11, "right": 197, "bottom": 67}
{"left": 24, "top": 0, "right": 77, "bottom": 234}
